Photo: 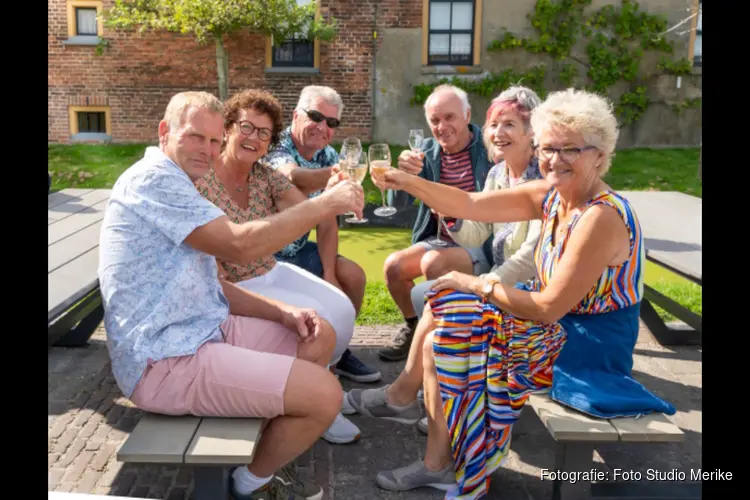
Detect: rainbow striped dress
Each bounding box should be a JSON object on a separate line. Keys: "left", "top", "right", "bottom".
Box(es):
{"left": 426, "top": 189, "right": 676, "bottom": 499}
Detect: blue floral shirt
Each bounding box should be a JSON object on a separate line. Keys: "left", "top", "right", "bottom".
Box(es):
{"left": 264, "top": 126, "right": 339, "bottom": 257}
{"left": 98, "top": 147, "right": 230, "bottom": 398}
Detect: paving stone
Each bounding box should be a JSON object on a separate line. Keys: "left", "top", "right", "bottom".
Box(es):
{"left": 48, "top": 323, "right": 702, "bottom": 499}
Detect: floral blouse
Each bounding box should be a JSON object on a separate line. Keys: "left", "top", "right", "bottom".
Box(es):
{"left": 194, "top": 160, "right": 293, "bottom": 282}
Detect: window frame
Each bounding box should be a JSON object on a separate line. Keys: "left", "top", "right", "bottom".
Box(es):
{"left": 422, "top": 0, "right": 483, "bottom": 69}
{"left": 426, "top": 0, "right": 476, "bottom": 66}
{"left": 271, "top": 28, "right": 315, "bottom": 68}
{"left": 265, "top": 0, "right": 321, "bottom": 72}
{"left": 66, "top": 1, "right": 103, "bottom": 39}
{"left": 68, "top": 106, "right": 112, "bottom": 142}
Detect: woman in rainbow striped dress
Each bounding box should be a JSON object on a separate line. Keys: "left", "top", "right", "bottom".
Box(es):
{"left": 371, "top": 88, "right": 676, "bottom": 499}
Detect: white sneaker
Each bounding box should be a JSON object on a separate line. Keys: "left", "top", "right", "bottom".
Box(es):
{"left": 323, "top": 413, "right": 361, "bottom": 444}
{"left": 341, "top": 390, "right": 357, "bottom": 415}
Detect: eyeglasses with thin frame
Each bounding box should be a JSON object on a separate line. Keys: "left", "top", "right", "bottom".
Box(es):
{"left": 238, "top": 120, "right": 273, "bottom": 142}
{"left": 535, "top": 145, "right": 598, "bottom": 164}
{"left": 303, "top": 109, "right": 340, "bottom": 129}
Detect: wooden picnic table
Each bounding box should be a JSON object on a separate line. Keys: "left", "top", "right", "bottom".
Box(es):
{"left": 48, "top": 188, "right": 111, "bottom": 347}
{"left": 618, "top": 190, "right": 702, "bottom": 345}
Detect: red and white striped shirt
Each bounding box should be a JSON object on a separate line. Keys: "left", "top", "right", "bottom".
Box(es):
{"left": 437, "top": 148, "right": 475, "bottom": 240}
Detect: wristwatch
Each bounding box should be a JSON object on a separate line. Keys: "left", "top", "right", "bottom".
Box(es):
{"left": 481, "top": 278, "right": 500, "bottom": 302}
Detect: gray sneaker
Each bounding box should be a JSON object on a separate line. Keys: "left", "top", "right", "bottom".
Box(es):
{"left": 347, "top": 385, "right": 422, "bottom": 424}
{"left": 376, "top": 459, "right": 456, "bottom": 492}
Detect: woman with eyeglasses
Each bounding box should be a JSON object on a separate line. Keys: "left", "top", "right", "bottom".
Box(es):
{"left": 371, "top": 88, "right": 676, "bottom": 500}
{"left": 193, "top": 89, "right": 365, "bottom": 470}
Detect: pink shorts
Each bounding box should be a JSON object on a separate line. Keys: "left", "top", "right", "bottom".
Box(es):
{"left": 130, "top": 314, "right": 299, "bottom": 418}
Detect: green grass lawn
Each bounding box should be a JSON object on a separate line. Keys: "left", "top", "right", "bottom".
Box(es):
{"left": 48, "top": 143, "right": 701, "bottom": 325}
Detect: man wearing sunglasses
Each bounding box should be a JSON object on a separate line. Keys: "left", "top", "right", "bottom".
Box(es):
{"left": 265, "top": 85, "right": 382, "bottom": 387}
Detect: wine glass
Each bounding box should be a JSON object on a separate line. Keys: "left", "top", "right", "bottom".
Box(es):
{"left": 431, "top": 210, "right": 449, "bottom": 246}
{"left": 341, "top": 137, "right": 362, "bottom": 164}
{"left": 339, "top": 138, "right": 361, "bottom": 219}
{"left": 408, "top": 129, "right": 424, "bottom": 152}
{"left": 344, "top": 151, "right": 369, "bottom": 224}
{"left": 368, "top": 143, "right": 397, "bottom": 217}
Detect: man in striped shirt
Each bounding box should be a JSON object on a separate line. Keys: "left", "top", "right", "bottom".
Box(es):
{"left": 379, "top": 85, "right": 493, "bottom": 362}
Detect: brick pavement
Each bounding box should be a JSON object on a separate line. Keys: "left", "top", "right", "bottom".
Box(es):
{"left": 48, "top": 324, "right": 404, "bottom": 498}
{"left": 49, "top": 322, "right": 702, "bottom": 499}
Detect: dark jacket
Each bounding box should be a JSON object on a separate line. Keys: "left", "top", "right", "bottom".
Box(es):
{"left": 388, "top": 123, "right": 493, "bottom": 246}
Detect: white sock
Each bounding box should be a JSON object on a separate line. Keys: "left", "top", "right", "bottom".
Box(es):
{"left": 232, "top": 466, "right": 273, "bottom": 495}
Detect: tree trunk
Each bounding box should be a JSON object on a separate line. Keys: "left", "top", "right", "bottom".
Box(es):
{"left": 215, "top": 35, "right": 229, "bottom": 101}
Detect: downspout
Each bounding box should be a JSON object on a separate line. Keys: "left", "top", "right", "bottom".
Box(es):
{"left": 370, "top": 2, "right": 379, "bottom": 141}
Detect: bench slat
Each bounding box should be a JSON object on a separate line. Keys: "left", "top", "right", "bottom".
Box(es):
{"left": 185, "top": 417, "right": 263, "bottom": 465}
{"left": 117, "top": 414, "right": 200, "bottom": 463}
{"left": 48, "top": 247, "right": 100, "bottom": 322}
{"left": 48, "top": 188, "right": 95, "bottom": 209}
{"left": 608, "top": 412, "right": 684, "bottom": 443}
{"left": 48, "top": 220, "right": 103, "bottom": 273}
{"left": 48, "top": 197, "right": 108, "bottom": 246}
{"left": 48, "top": 189, "right": 112, "bottom": 224}
{"left": 528, "top": 394, "right": 620, "bottom": 442}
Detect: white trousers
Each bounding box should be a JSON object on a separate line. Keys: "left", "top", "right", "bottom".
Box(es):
{"left": 236, "top": 262, "right": 356, "bottom": 365}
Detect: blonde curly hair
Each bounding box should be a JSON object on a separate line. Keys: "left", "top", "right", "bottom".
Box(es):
{"left": 530, "top": 88, "right": 619, "bottom": 175}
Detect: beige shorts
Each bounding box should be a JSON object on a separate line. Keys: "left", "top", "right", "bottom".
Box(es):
{"left": 130, "top": 314, "right": 298, "bottom": 418}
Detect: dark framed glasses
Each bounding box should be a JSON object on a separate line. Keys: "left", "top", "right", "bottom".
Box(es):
{"left": 238, "top": 120, "right": 273, "bottom": 142}
{"left": 535, "top": 145, "right": 597, "bottom": 164}
{"left": 303, "top": 109, "right": 340, "bottom": 128}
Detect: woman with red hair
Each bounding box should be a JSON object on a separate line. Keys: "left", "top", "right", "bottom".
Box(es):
{"left": 346, "top": 86, "right": 544, "bottom": 493}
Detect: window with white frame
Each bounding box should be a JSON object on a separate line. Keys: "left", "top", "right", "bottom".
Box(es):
{"left": 428, "top": 0, "right": 475, "bottom": 66}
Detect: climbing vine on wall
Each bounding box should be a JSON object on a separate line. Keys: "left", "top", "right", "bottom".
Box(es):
{"left": 411, "top": 0, "right": 698, "bottom": 126}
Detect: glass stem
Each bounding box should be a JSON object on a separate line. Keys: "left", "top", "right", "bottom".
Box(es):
{"left": 381, "top": 189, "right": 387, "bottom": 207}
{"left": 437, "top": 215, "right": 442, "bottom": 241}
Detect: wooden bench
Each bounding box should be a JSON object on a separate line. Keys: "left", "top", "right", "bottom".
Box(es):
{"left": 528, "top": 394, "right": 699, "bottom": 500}
{"left": 48, "top": 188, "right": 111, "bottom": 347}
{"left": 116, "top": 413, "right": 264, "bottom": 500}
{"left": 618, "top": 191, "right": 702, "bottom": 346}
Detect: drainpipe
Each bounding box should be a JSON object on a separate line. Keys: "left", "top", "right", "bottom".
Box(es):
{"left": 370, "top": 2, "right": 379, "bottom": 141}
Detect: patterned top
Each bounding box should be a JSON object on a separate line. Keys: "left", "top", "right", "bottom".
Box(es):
{"left": 98, "top": 147, "right": 229, "bottom": 398}
{"left": 264, "top": 126, "right": 339, "bottom": 257}
{"left": 533, "top": 189, "right": 645, "bottom": 314}
{"left": 194, "top": 161, "right": 294, "bottom": 282}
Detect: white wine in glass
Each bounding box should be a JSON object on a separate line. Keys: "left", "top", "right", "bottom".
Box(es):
{"left": 368, "top": 143, "right": 397, "bottom": 217}
{"left": 344, "top": 151, "right": 369, "bottom": 224}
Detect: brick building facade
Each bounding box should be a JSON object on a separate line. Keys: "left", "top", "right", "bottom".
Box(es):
{"left": 48, "top": 0, "right": 422, "bottom": 144}
{"left": 49, "top": 0, "right": 701, "bottom": 147}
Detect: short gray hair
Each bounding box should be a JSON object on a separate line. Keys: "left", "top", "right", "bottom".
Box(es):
{"left": 424, "top": 84, "right": 471, "bottom": 119}
{"left": 163, "top": 91, "right": 224, "bottom": 131}
{"left": 295, "top": 85, "right": 344, "bottom": 120}
{"left": 530, "top": 88, "right": 619, "bottom": 175}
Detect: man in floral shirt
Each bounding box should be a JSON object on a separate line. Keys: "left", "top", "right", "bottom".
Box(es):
{"left": 265, "top": 85, "right": 381, "bottom": 385}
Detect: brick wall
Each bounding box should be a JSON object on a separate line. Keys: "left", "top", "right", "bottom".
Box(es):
{"left": 48, "top": 0, "right": 423, "bottom": 144}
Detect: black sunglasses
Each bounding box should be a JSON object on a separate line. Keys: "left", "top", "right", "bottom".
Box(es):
{"left": 303, "top": 109, "right": 340, "bottom": 128}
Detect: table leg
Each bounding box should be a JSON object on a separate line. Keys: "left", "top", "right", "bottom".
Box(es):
{"left": 640, "top": 291, "right": 701, "bottom": 346}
